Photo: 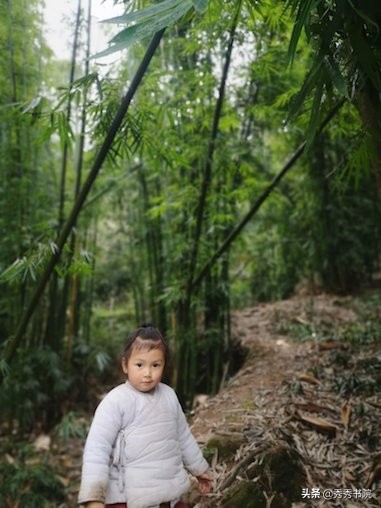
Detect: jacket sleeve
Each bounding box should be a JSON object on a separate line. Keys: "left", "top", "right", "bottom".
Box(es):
{"left": 78, "top": 389, "right": 125, "bottom": 504}
{"left": 176, "top": 398, "right": 209, "bottom": 476}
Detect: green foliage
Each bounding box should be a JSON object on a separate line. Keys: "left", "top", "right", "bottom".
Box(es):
{"left": 71, "top": 305, "right": 132, "bottom": 382}
{"left": 285, "top": 0, "right": 381, "bottom": 145}
{"left": 0, "top": 241, "right": 93, "bottom": 293}
{"left": 0, "top": 453, "right": 64, "bottom": 507}
{"left": 73, "top": 335, "right": 115, "bottom": 380}
{"left": 0, "top": 242, "right": 57, "bottom": 284}
{"left": 245, "top": 201, "right": 304, "bottom": 302}
{"left": 0, "top": 347, "right": 73, "bottom": 432}
{"left": 301, "top": 131, "right": 380, "bottom": 292}
{"left": 0, "top": 357, "right": 9, "bottom": 377}
{"left": 342, "top": 320, "right": 381, "bottom": 346}
{"left": 53, "top": 411, "right": 89, "bottom": 444}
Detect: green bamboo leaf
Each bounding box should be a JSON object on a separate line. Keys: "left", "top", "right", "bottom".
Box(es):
{"left": 323, "top": 55, "right": 349, "bottom": 98}
{"left": 0, "top": 258, "right": 27, "bottom": 283}
{"left": 56, "top": 111, "right": 74, "bottom": 151}
{"left": 287, "top": 0, "right": 318, "bottom": 65}
{"left": 305, "top": 74, "right": 324, "bottom": 150}
{"left": 94, "top": 0, "right": 192, "bottom": 57}
{"left": 28, "top": 263, "right": 37, "bottom": 282}
{"left": 96, "top": 351, "right": 111, "bottom": 372}
{"left": 49, "top": 242, "right": 59, "bottom": 254}
{"left": 288, "top": 57, "right": 323, "bottom": 122}
{"left": 191, "top": 0, "right": 209, "bottom": 13}
{"left": 0, "top": 358, "right": 9, "bottom": 377}
{"left": 21, "top": 95, "right": 42, "bottom": 114}
{"left": 285, "top": 0, "right": 300, "bottom": 15}
{"left": 109, "top": 0, "right": 192, "bottom": 44}
{"left": 71, "top": 72, "right": 99, "bottom": 91}
{"left": 102, "top": 0, "right": 185, "bottom": 25}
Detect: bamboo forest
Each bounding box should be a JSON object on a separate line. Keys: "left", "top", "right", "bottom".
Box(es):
{"left": 0, "top": 0, "right": 380, "bottom": 506}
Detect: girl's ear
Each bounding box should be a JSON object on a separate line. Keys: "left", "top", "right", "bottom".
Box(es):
{"left": 121, "top": 357, "right": 128, "bottom": 375}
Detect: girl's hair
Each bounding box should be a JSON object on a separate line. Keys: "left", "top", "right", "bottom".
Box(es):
{"left": 122, "top": 323, "right": 170, "bottom": 363}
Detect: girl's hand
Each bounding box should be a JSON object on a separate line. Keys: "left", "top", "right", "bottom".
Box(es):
{"left": 84, "top": 503, "right": 104, "bottom": 508}
{"left": 196, "top": 472, "right": 213, "bottom": 494}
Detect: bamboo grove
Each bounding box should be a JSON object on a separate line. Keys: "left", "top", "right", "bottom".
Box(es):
{"left": 0, "top": 0, "right": 381, "bottom": 431}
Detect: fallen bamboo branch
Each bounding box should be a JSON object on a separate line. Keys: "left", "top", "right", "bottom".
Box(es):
{"left": 218, "top": 444, "right": 267, "bottom": 491}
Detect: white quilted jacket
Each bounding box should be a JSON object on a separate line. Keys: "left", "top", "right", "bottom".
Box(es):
{"left": 78, "top": 381, "right": 209, "bottom": 508}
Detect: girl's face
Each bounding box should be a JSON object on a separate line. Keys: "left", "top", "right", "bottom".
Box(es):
{"left": 122, "top": 346, "right": 165, "bottom": 392}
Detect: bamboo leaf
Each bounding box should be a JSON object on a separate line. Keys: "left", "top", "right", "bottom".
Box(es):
{"left": 109, "top": 0, "right": 192, "bottom": 44}
{"left": 71, "top": 72, "right": 99, "bottom": 91}
{"left": 323, "top": 55, "right": 349, "bottom": 99}
{"left": 49, "top": 242, "right": 59, "bottom": 254}
{"left": 341, "top": 401, "right": 351, "bottom": 430}
{"left": 298, "top": 372, "right": 320, "bottom": 385}
{"left": 96, "top": 351, "right": 112, "bottom": 372}
{"left": 305, "top": 73, "right": 324, "bottom": 150}
{"left": 56, "top": 111, "right": 74, "bottom": 152}
{"left": 191, "top": 0, "right": 209, "bottom": 12}
{"left": 287, "top": 0, "right": 318, "bottom": 65}
{"left": 287, "top": 58, "right": 323, "bottom": 122}
{"left": 28, "top": 264, "right": 37, "bottom": 282}
{"left": 295, "top": 410, "right": 338, "bottom": 436}
{"left": 102, "top": 0, "right": 185, "bottom": 25}
{"left": 0, "top": 258, "right": 27, "bottom": 283}
{"left": 95, "top": 0, "right": 193, "bottom": 57}
{"left": 21, "top": 95, "right": 42, "bottom": 114}
{"left": 0, "top": 358, "right": 9, "bottom": 377}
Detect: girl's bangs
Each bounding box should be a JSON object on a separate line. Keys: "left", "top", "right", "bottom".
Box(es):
{"left": 133, "top": 336, "right": 166, "bottom": 353}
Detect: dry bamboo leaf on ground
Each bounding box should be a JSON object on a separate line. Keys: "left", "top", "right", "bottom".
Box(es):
{"left": 294, "top": 410, "right": 338, "bottom": 436}
{"left": 293, "top": 401, "right": 337, "bottom": 414}
{"left": 317, "top": 340, "right": 350, "bottom": 351}
{"left": 365, "top": 454, "right": 381, "bottom": 489}
{"left": 341, "top": 400, "right": 351, "bottom": 430}
{"left": 298, "top": 372, "right": 321, "bottom": 385}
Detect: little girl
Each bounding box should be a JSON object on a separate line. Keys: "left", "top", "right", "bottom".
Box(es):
{"left": 78, "top": 324, "right": 212, "bottom": 508}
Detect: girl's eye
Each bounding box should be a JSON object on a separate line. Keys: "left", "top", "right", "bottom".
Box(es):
{"left": 136, "top": 363, "right": 142, "bottom": 367}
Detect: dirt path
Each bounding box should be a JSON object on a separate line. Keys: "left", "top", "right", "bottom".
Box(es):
{"left": 190, "top": 294, "right": 356, "bottom": 440}
{"left": 188, "top": 293, "right": 380, "bottom": 507}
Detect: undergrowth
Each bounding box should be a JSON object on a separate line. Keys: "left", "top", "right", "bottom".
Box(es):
{"left": 0, "top": 412, "right": 90, "bottom": 507}
{"left": 0, "top": 442, "right": 65, "bottom": 507}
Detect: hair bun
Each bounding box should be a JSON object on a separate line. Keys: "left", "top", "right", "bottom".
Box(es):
{"left": 141, "top": 322, "right": 153, "bottom": 328}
